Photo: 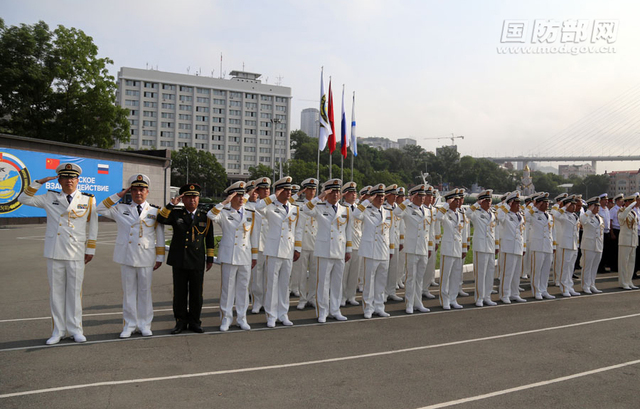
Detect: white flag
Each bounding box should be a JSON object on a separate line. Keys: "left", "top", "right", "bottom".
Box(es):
{"left": 318, "top": 68, "right": 332, "bottom": 151}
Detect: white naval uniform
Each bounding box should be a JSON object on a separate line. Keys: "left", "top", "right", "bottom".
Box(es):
{"left": 522, "top": 203, "right": 535, "bottom": 280}
{"left": 293, "top": 198, "right": 318, "bottom": 306}
{"left": 497, "top": 207, "right": 525, "bottom": 300}
{"left": 526, "top": 207, "right": 554, "bottom": 298}
{"left": 436, "top": 202, "right": 468, "bottom": 308}
{"left": 246, "top": 200, "right": 267, "bottom": 312}
{"left": 18, "top": 182, "right": 98, "bottom": 339}
{"left": 342, "top": 201, "right": 363, "bottom": 304}
{"left": 579, "top": 210, "right": 603, "bottom": 292}
{"left": 617, "top": 203, "right": 638, "bottom": 288}
{"left": 394, "top": 200, "right": 433, "bottom": 311}
{"left": 353, "top": 200, "right": 395, "bottom": 316}
{"left": 467, "top": 203, "right": 498, "bottom": 304}
{"left": 255, "top": 194, "right": 299, "bottom": 321}
{"left": 385, "top": 201, "right": 404, "bottom": 299}
{"left": 208, "top": 203, "right": 259, "bottom": 327}
{"left": 422, "top": 205, "right": 440, "bottom": 295}
{"left": 97, "top": 194, "right": 165, "bottom": 333}
{"left": 550, "top": 203, "right": 564, "bottom": 286}
{"left": 299, "top": 198, "right": 352, "bottom": 319}
{"left": 554, "top": 207, "right": 580, "bottom": 295}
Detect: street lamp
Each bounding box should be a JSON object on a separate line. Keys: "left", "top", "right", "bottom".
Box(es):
{"left": 270, "top": 118, "right": 282, "bottom": 181}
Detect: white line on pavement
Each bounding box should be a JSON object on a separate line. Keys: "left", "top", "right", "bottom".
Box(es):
{"left": 1, "top": 311, "right": 640, "bottom": 398}
{"left": 417, "top": 358, "right": 640, "bottom": 408}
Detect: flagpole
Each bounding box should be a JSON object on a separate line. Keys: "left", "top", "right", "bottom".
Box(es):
{"left": 350, "top": 150, "right": 354, "bottom": 180}
{"left": 316, "top": 148, "right": 320, "bottom": 181}
{"left": 340, "top": 155, "right": 343, "bottom": 182}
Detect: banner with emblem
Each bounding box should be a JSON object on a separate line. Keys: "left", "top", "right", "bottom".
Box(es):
{"left": 0, "top": 147, "right": 123, "bottom": 218}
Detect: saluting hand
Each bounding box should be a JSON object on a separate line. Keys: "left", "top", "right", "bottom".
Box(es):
{"left": 37, "top": 175, "right": 59, "bottom": 184}
{"left": 170, "top": 194, "right": 184, "bottom": 206}
{"left": 222, "top": 192, "right": 236, "bottom": 206}
{"left": 117, "top": 187, "right": 131, "bottom": 198}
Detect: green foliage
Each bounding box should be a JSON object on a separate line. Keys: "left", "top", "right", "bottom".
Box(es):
{"left": 171, "top": 146, "right": 227, "bottom": 197}
{"left": 0, "top": 19, "right": 129, "bottom": 147}
{"left": 247, "top": 164, "right": 274, "bottom": 180}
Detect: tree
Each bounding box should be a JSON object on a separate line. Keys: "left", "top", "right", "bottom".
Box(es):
{"left": 248, "top": 164, "right": 273, "bottom": 180}
{"left": 171, "top": 147, "right": 227, "bottom": 197}
{"left": 0, "top": 19, "right": 129, "bottom": 148}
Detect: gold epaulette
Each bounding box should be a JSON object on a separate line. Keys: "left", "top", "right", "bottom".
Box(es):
{"left": 211, "top": 207, "right": 221, "bottom": 215}
{"left": 24, "top": 185, "right": 38, "bottom": 197}
{"left": 159, "top": 207, "right": 171, "bottom": 218}
{"left": 102, "top": 196, "right": 116, "bottom": 209}
{"left": 264, "top": 197, "right": 273, "bottom": 205}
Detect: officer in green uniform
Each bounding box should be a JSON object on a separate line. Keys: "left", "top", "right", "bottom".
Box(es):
{"left": 157, "top": 183, "right": 215, "bottom": 334}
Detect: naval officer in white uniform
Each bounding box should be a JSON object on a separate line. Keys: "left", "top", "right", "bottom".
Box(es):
{"left": 208, "top": 181, "right": 259, "bottom": 331}
{"left": 18, "top": 163, "right": 98, "bottom": 344}
{"left": 298, "top": 179, "right": 353, "bottom": 322}
{"left": 97, "top": 174, "right": 165, "bottom": 338}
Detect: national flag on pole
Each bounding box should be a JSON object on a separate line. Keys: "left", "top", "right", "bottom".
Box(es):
{"left": 340, "top": 85, "right": 347, "bottom": 158}
{"left": 97, "top": 164, "right": 110, "bottom": 174}
{"left": 45, "top": 158, "right": 60, "bottom": 170}
{"left": 318, "top": 68, "right": 332, "bottom": 151}
{"left": 327, "top": 79, "right": 336, "bottom": 154}
{"left": 350, "top": 92, "right": 357, "bottom": 156}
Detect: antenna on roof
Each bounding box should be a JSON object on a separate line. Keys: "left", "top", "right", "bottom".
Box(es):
{"left": 219, "top": 53, "right": 223, "bottom": 79}
{"left": 275, "top": 75, "right": 284, "bottom": 86}
{"left": 187, "top": 66, "right": 190, "bottom": 75}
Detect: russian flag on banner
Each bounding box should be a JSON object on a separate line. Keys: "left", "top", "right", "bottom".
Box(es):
{"left": 97, "top": 164, "right": 109, "bottom": 174}
{"left": 45, "top": 158, "right": 60, "bottom": 170}
{"left": 340, "top": 85, "right": 347, "bottom": 158}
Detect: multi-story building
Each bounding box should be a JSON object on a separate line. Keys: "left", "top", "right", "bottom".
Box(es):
{"left": 607, "top": 169, "right": 640, "bottom": 196}
{"left": 358, "top": 137, "right": 399, "bottom": 150}
{"left": 300, "top": 108, "right": 319, "bottom": 139}
{"left": 115, "top": 67, "right": 292, "bottom": 179}
{"left": 558, "top": 163, "right": 595, "bottom": 179}
{"left": 397, "top": 138, "right": 417, "bottom": 148}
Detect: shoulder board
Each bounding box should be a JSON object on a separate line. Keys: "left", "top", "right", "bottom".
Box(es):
{"left": 223, "top": 208, "right": 232, "bottom": 212}
{"left": 150, "top": 204, "right": 160, "bottom": 209}
{"left": 317, "top": 202, "right": 327, "bottom": 206}
{"left": 82, "top": 192, "right": 94, "bottom": 197}
{"left": 48, "top": 189, "right": 60, "bottom": 193}
{"left": 246, "top": 208, "right": 255, "bottom": 213}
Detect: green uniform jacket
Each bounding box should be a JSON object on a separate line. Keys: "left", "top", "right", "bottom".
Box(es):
{"left": 157, "top": 204, "right": 215, "bottom": 270}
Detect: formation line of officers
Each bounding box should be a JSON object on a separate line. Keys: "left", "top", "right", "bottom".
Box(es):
{"left": 18, "top": 163, "right": 640, "bottom": 344}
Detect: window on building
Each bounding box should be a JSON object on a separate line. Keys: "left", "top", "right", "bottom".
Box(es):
{"left": 125, "top": 90, "right": 140, "bottom": 96}
{"left": 229, "top": 109, "right": 241, "bottom": 116}
{"left": 243, "top": 137, "right": 256, "bottom": 144}
{"left": 178, "top": 132, "right": 191, "bottom": 139}
{"left": 161, "top": 122, "right": 174, "bottom": 128}
{"left": 143, "top": 92, "right": 156, "bottom": 98}
{"left": 213, "top": 99, "right": 226, "bottom": 105}
{"left": 143, "top": 111, "right": 156, "bottom": 117}
{"left": 244, "top": 155, "right": 256, "bottom": 161}
{"left": 244, "top": 129, "right": 255, "bottom": 135}
{"left": 162, "top": 93, "right": 175, "bottom": 100}
{"left": 179, "top": 104, "right": 192, "bottom": 111}
{"left": 162, "top": 84, "right": 176, "bottom": 90}
{"left": 160, "top": 140, "right": 174, "bottom": 147}
{"left": 197, "top": 88, "right": 210, "bottom": 94}
{"left": 179, "top": 95, "right": 193, "bottom": 102}
{"left": 125, "top": 80, "right": 139, "bottom": 87}
{"left": 178, "top": 123, "right": 192, "bottom": 130}
{"left": 142, "top": 120, "right": 156, "bottom": 127}
{"left": 142, "top": 139, "right": 154, "bottom": 146}
{"left": 142, "top": 130, "right": 157, "bottom": 136}
{"left": 260, "top": 95, "right": 272, "bottom": 101}
{"left": 213, "top": 90, "right": 226, "bottom": 96}
{"left": 143, "top": 101, "right": 157, "bottom": 108}
{"left": 144, "top": 82, "right": 158, "bottom": 89}
{"left": 196, "top": 106, "right": 209, "bottom": 113}
{"left": 180, "top": 86, "right": 193, "bottom": 92}
{"left": 161, "top": 103, "right": 175, "bottom": 109}
{"left": 244, "top": 146, "right": 256, "bottom": 152}
{"left": 260, "top": 104, "right": 272, "bottom": 110}
{"left": 245, "top": 102, "right": 257, "bottom": 109}
{"left": 161, "top": 131, "right": 174, "bottom": 137}
{"left": 125, "top": 100, "right": 139, "bottom": 106}
{"left": 230, "top": 92, "right": 242, "bottom": 98}
{"left": 161, "top": 112, "right": 175, "bottom": 119}
{"left": 228, "top": 127, "right": 240, "bottom": 133}
{"left": 196, "top": 115, "right": 209, "bottom": 122}
{"left": 196, "top": 97, "right": 209, "bottom": 103}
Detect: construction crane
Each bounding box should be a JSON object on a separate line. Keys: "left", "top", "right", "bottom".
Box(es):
{"left": 423, "top": 134, "right": 465, "bottom": 146}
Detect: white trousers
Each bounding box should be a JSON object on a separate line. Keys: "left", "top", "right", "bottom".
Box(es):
{"left": 264, "top": 256, "right": 292, "bottom": 320}
{"left": 473, "top": 251, "right": 495, "bottom": 302}
{"left": 46, "top": 258, "right": 84, "bottom": 338}
{"left": 121, "top": 265, "right": 154, "bottom": 332}
{"left": 385, "top": 247, "right": 400, "bottom": 296}
{"left": 250, "top": 252, "right": 267, "bottom": 309}
{"left": 317, "top": 257, "right": 346, "bottom": 318}
{"left": 530, "top": 251, "right": 553, "bottom": 297}
{"left": 499, "top": 253, "right": 522, "bottom": 299}
{"left": 405, "top": 253, "right": 427, "bottom": 309}
{"left": 581, "top": 250, "right": 602, "bottom": 290}
{"left": 220, "top": 263, "right": 250, "bottom": 324}
{"left": 440, "top": 255, "right": 462, "bottom": 307}
{"left": 553, "top": 249, "right": 563, "bottom": 285}
{"left": 496, "top": 251, "right": 505, "bottom": 279}
{"left": 618, "top": 245, "right": 637, "bottom": 288}
{"left": 422, "top": 249, "right": 437, "bottom": 292}
{"left": 342, "top": 249, "right": 361, "bottom": 303}
{"left": 397, "top": 249, "right": 407, "bottom": 286}
{"left": 297, "top": 249, "right": 318, "bottom": 304}
{"left": 522, "top": 247, "right": 532, "bottom": 278}
{"left": 362, "top": 258, "right": 389, "bottom": 315}
{"left": 558, "top": 248, "right": 578, "bottom": 293}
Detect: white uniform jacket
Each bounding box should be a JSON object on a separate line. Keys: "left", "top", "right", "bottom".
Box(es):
{"left": 617, "top": 204, "right": 639, "bottom": 247}
{"left": 343, "top": 201, "right": 363, "bottom": 250}
{"left": 436, "top": 202, "right": 468, "bottom": 258}
{"left": 427, "top": 205, "right": 441, "bottom": 247}
{"left": 554, "top": 207, "right": 580, "bottom": 250}
{"left": 394, "top": 200, "right": 433, "bottom": 256}
{"left": 384, "top": 202, "right": 404, "bottom": 247}
{"left": 97, "top": 194, "right": 165, "bottom": 267}
{"left": 467, "top": 203, "right": 498, "bottom": 254}
{"left": 497, "top": 208, "right": 525, "bottom": 255}
{"left": 208, "top": 203, "right": 259, "bottom": 265}
{"left": 255, "top": 194, "right": 299, "bottom": 259}
{"left": 295, "top": 198, "right": 318, "bottom": 252}
{"left": 353, "top": 200, "right": 395, "bottom": 260}
{"left": 18, "top": 182, "right": 98, "bottom": 260}
{"left": 580, "top": 210, "right": 604, "bottom": 252}
{"left": 526, "top": 207, "right": 554, "bottom": 253}
{"left": 299, "top": 197, "right": 352, "bottom": 259}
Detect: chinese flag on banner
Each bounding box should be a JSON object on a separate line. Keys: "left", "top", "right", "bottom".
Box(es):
{"left": 45, "top": 158, "right": 60, "bottom": 169}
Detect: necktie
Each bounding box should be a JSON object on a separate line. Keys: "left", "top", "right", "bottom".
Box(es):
{"left": 516, "top": 213, "right": 522, "bottom": 222}
{"left": 544, "top": 212, "right": 549, "bottom": 219}
{"left": 238, "top": 209, "right": 243, "bottom": 218}
{"left": 137, "top": 204, "right": 142, "bottom": 215}
{"left": 283, "top": 204, "right": 288, "bottom": 214}
{"left": 190, "top": 212, "right": 195, "bottom": 221}
{"left": 351, "top": 205, "right": 354, "bottom": 211}
{"left": 66, "top": 194, "right": 72, "bottom": 204}
{"left": 332, "top": 204, "right": 337, "bottom": 213}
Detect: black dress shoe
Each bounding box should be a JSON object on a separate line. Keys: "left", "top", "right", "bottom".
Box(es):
{"left": 189, "top": 323, "right": 204, "bottom": 333}
{"left": 170, "top": 322, "right": 187, "bottom": 334}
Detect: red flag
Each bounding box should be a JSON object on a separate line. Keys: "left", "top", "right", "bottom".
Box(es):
{"left": 45, "top": 158, "right": 60, "bottom": 169}
{"left": 327, "top": 80, "right": 336, "bottom": 153}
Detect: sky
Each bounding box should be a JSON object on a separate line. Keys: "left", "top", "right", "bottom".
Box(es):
{"left": 3, "top": 0, "right": 640, "bottom": 173}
